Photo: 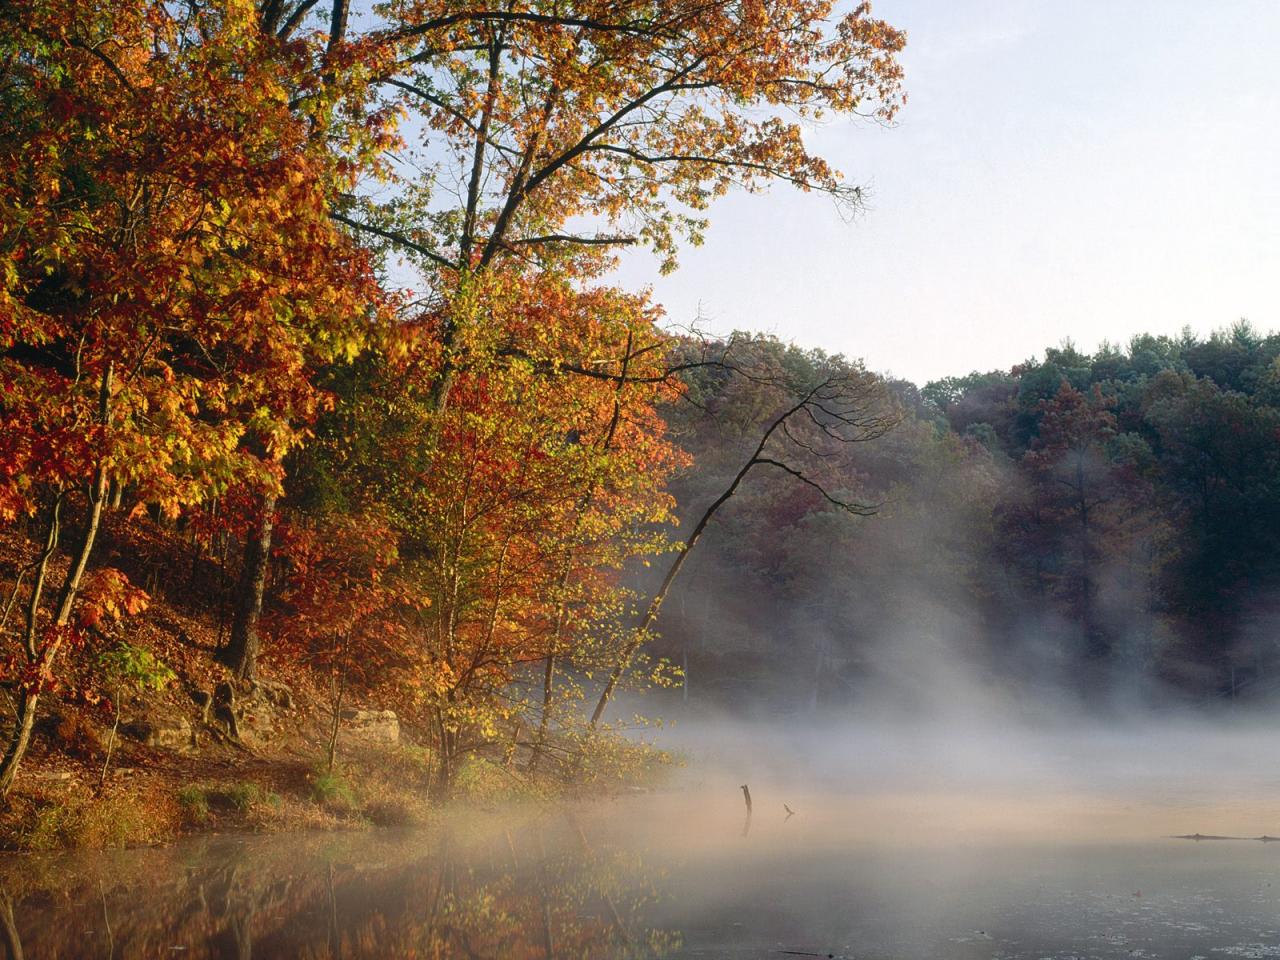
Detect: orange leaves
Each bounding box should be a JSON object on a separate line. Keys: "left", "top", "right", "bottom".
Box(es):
{"left": 269, "top": 512, "right": 421, "bottom": 688}
{"left": 0, "top": 0, "right": 385, "bottom": 516}
{"left": 374, "top": 1, "right": 907, "bottom": 283}
{"left": 75, "top": 569, "right": 150, "bottom": 631}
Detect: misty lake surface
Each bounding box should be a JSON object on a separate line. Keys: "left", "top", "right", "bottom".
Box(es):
{"left": 8, "top": 721, "right": 1280, "bottom": 958}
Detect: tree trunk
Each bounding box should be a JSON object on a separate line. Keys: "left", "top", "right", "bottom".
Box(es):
{"left": 529, "top": 653, "right": 555, "bottom": 775}
{"left": 0, "top": 695, "right": 38, "bottom": 798}
{"left": 589, "top": 389, "right": 812, "bottom": 727}
{"left": 326, "top": 645, "right": 348, "bottom": 773}
{"left": 682, "top": 640, "right": 689, "bottom": 704}
{"left": 435, "top": 712, "right": 454, "bottom": 795}
{"left": 98, "top": 683, "right": 122, "bottom": 791}
{"left": 0, "top": 366, "right": 112, "bottom": 798}
{"left": 589, "top": 458, "right": 752, "bottom": 727}
{"left": 220, "top": 494, "right": 275, "bottom": 681}
{"left": 0, "top": 889, "right": 23, "bottom": 960}
{"left": 530, "top": 561, "right": 572, "bottom": 775}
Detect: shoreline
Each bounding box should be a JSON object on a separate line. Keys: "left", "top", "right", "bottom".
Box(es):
{"left": 0, "top": 721, "right": 674, "bottom": 852}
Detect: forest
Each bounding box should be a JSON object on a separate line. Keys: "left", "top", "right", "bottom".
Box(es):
{"left": 657, "top": 326, "right": 1280, "bottom": 715}
{"left": 1, "top": 0, "right": 1277, "bottom": 855}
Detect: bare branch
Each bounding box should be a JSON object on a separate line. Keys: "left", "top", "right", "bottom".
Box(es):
{"left": 511, "top": 234, "right": 638, "bottom": 247}
{"left": 752, "top": 458, "right": 877, "bottom": 515}
{"left": 328, "top": 210, "right": 455, "bottom": 271}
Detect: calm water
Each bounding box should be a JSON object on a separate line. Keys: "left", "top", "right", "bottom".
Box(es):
{"left": 6, "top": 782, "right": 1280, "bottom": 959}
{"left": 10, "top": 718, "right": 1280, "bottom": 958}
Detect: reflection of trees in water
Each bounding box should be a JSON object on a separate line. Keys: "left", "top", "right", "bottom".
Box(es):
{"left": 0, "top": 891, "right": 22, "bottom": 960}
{"left": 0, "top": 815, "right": 680, "bottom": 959}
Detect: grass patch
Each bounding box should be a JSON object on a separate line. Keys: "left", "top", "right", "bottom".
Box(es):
{"left": 172, "top": 780, "right": 282, "bottom": 830}
{"left": 176, "top": 784, "right": 211, "bottom": 824}
{"left": 452, "top": 755, "right": 540, "bottom": 803}
{"left": 306, "top": 760, "right": 430, "bottom": 826}
{"left": 219, "top": 781, "right": 280, "bottom": 813}
{"left": 309, "top": 766, "right": 357, "bottom": 812}
{"left": 4, "top": 784, "right": 180, "bottom": 851}
{"left": 357, "top": 774, "right": 430, "bottom": 827}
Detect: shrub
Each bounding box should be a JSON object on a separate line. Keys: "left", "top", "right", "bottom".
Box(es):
{"left": 309, "top": 767, "right": 356, "bottom": 812}
{"left": 48, "top": 710, "right": 103, "bottom": 760}
{"left": 219, "top": 782, "right": 279, "bottom": 813}
{"left": 452, "top": 756, "right": 539, "bottom": 803}
{"left": 176, "top": 785, "right": 210, "bottom": 824}
{"left": 13, "top": 786, "right": 178, "bottom": 850}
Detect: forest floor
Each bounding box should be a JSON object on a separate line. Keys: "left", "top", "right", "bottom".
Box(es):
{"left": 0, "top": 518, "right": 666, "bottom": 851}
{"left": 0, "top": 726, "right": 447, "bottom": 852}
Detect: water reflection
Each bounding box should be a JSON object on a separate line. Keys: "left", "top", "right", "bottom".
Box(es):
{"left": 9, "top": 783, "right": 1280, "bottom": 959}
{"left": 0, "top": 809, "right": 679, "bottom": 959}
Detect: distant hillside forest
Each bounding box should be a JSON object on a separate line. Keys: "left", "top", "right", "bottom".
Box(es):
{"left": 652, "top": 322, "right": 1280, "bottom": 713}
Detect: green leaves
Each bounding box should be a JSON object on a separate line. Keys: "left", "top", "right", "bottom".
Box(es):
{"left": 96, "top": 642, "right": 175, "bottom": 693}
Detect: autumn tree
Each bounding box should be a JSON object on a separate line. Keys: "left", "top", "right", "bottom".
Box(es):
{"left": 285, "top": 269, "right": 688, "bottom": 785}
{"left": 270, "top": 514, "right": 416, "bottom": 770}
{"left": 212, "top": 1, "right": 399, "bottom": 682}
{"left": 338, "top": 0, "right": 905, "bottom": 409}
{"left": 296, "top": 1, "right": 906, "bottom": 752}
{"left": 0, "top": 0, "right": 383, "bottom": 794}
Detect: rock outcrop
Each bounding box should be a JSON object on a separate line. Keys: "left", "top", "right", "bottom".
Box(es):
{"left": 123, "top": 715, "right": 194, "bottom": 751}
{"left": 339, "top": 709, "right": 400, "bottom": 745}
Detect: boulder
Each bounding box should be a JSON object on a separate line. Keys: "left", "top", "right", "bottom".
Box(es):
{"left": 209, "top": 679, "right": 292, "bottom": 746}
{"left": 340, "top": 708, "right": 400, "bottom": 745}
{"left": 123, "top": 714, "right": 193, "bottom": 751}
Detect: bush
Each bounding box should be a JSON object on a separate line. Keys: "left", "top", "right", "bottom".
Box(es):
{"left": 11, "top": 786, "right": 178, "bottom": 850}
{"left": 218, "top": 781, "right": 280, "bottom": 813}
{"left": 309, "top": 767, "right": 356, "bottom": 812}
{"left": 175, "top": 781, "right": 281, "bottom": 823}
{"left": 562, "top": 728, "right": 680, "bottom": 793}
{"left": 452, "top": 756, "right": 539, "bottom": 802}
{"left": 362, "top": 797, "right": 419, "bottom": 827}
{"left": 45, "top": 710, "right": 104, "bottom": 760}
{"left": 176, "top": 785, "right": 210, "bottom": 824}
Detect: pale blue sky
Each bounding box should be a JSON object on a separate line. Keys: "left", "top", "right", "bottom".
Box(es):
{"left": 613, "top": 0, "right": 1280, "bottom": 384}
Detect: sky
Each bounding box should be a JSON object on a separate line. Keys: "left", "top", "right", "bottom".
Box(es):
{"left": 612, "top": 0, "right": 1280, "bottom": 385}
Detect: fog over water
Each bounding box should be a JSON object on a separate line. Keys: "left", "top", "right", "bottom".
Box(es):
{"left": 10, "top": 706, "right": 1280, "bottom": 957}
{"left": 652, "top": 710, "right": 1280, "bottom": 845}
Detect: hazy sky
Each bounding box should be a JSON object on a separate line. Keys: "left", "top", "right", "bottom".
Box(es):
{"left": 612, "top": 0, "right": 1280, "bottom": 385}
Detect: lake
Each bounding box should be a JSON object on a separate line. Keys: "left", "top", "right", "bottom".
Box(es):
{"left": 6, "top": 719, "right": 1280, "bottom": 958}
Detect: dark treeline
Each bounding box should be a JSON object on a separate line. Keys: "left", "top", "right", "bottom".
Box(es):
{"left": 651, "top": 323, "right": 1280, "bottom": 713}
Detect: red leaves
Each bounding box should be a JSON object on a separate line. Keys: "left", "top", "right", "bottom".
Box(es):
{"left": 269, "top": 513, "right": 418, "bottom": 688}
{"left": 75, "top": 569, "right": 150, "bottom": 632}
